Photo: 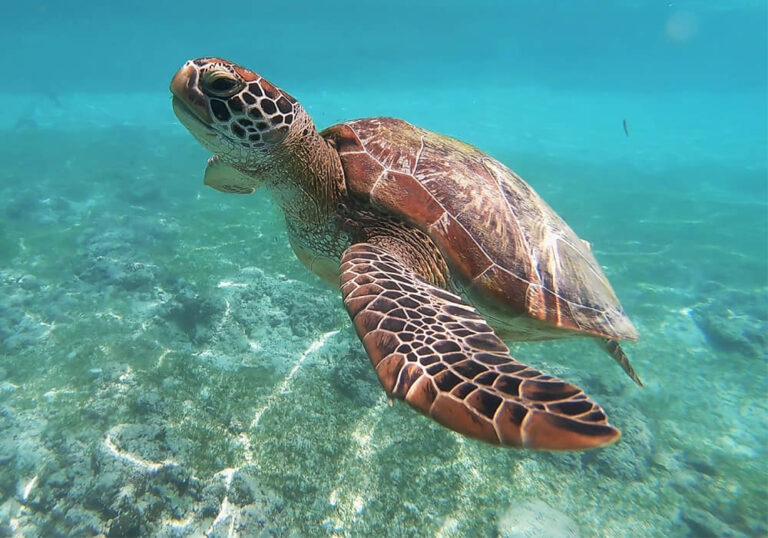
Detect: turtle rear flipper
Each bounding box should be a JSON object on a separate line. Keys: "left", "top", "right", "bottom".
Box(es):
{"left": 599, "top": 339, "right": 643, "bottom": 387}
{"left": 340, "top": 243, "right": 620, "bottom": 451}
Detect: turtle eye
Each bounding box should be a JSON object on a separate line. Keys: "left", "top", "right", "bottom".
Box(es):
{"left": 201, "top": 70, "right": 243, "bottom": 98}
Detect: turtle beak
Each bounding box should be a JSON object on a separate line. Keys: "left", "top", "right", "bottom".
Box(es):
{"left": 170, "top": 62, "right": 212, "bottom": 124}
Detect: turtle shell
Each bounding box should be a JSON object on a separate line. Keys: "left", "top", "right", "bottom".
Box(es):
{"left": 322, "top": 117, "right": 638, "bottom": 342}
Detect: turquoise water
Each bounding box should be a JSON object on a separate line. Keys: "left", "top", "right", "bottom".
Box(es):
{"left": 1, "top": 1, "right": 766, "bottom": 536}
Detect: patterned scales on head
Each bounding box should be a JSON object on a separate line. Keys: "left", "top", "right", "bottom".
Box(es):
{"left": 170, "top": 57, "right": 642, "bottom": 450}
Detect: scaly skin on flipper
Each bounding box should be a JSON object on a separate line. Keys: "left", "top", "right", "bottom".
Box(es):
{"left": 340, "top": 243, "right": 619, "bottom": 450}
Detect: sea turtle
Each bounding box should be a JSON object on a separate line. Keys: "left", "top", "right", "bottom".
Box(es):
{"left": 170, "top": 58, "right": 641, "bottom": 450}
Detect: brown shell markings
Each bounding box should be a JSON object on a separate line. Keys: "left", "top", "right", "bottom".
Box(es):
{"left": 323, "top": 118, "right": 637, "bottom": 342}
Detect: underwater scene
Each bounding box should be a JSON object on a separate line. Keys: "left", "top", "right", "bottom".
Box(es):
{"left": 1, "top": 0, "right": 766, "bottom": 536}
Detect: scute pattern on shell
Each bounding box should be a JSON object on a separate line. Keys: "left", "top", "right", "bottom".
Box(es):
{"left": 324, "top": 118, "right": 638, "bottom": 342}
{"left": 340, "top": 243, "right": 620, "bottom": 450}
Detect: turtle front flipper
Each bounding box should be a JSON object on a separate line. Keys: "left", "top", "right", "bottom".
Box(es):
{"left": 204, "top": 156, "right": 257, "bottom": 194}
{"left": 340, "top": 243, "right": 620, "bottom": 451}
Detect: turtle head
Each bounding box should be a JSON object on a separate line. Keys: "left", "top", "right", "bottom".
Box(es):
{"left": 171, "top": 57, "right": 310, "bottom": 191}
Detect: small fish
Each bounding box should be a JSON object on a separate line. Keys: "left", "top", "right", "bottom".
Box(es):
{"left": 622, "top": 119, "right": 629, "bottom": 137}
{"left": 43, "top": 89, "right": 62, "bottom": 107}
